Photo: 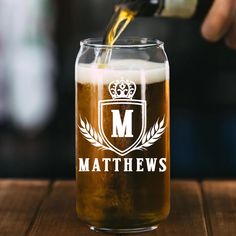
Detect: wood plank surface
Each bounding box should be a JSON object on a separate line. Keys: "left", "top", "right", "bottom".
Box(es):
{"left": 28, "top": 180, "right": 208, "bottom": 236}
{"left": 1, "top": 180, "right": 235, "bottom": 236}
{"left": 202, "top": 181, "right": 236, "bottom": 236}
{"left": 165, "top": 181, "right": 207, "bottom": 236}
{"left": 0, "top": 180, "right": 49, "bottom": 236}
{"left": 28, "top": 181, "right": 111, "bottom": 236}
{"left": 139, "top": 181, "right": 208, "bottom": 236}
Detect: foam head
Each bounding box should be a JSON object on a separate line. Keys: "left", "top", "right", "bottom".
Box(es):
{"left": 76, "top": 59, "right": 169, "bottom": 85}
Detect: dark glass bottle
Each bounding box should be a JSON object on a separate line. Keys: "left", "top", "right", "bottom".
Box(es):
{"left": 117, "top": 0, "right": 212, "bottom": 19}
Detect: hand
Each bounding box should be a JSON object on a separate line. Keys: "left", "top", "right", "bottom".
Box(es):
{"left": 201, "top": 0, "right": 236, "bottom": 49}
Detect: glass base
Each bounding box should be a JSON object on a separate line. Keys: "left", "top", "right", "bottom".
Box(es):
{"left": 89, "top": 225, "right": 158, "bottom": 234}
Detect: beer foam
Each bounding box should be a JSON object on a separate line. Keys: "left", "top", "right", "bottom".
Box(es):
{"left": 76, "top": 59, "right": 169, "bottom": 84}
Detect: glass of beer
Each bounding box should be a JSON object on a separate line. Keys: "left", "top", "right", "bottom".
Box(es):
{"left": 75, "top": 38, "right": 170, "bottom": 233}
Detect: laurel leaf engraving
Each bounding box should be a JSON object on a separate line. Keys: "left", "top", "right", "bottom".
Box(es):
{"left": 151, "top": 126, "right": 155, "bottom": 136}
{"left": 98, "top": 133, "right": 103, "bottom": 144}
{"left": 134, "top": 117, "right": 166, "bottom": 151}
{"left": 142, "top": 133, "right": 147, "bottom": 144}
{"left": 155, "top": 119, "right": 159, "bottom": 130}
{"left": 80, "top": 117, "right": 85, "bottom": 128}
{"left": 160, "top": 117, "right": 164, "bottom": 128}
{"left": 86, "top": 120, "right": 90, "bottom": 131}
{"left": 142, "top": 142, "right": 153, "bottom": 148}
{"left": 94, "top": 130, "right": 98, "bottom": 140}
{"left": 90, "top": 127, "right": 94, "bottom": 136}
{"left": 78, "top": 117, "right": 111, "bottom": 151}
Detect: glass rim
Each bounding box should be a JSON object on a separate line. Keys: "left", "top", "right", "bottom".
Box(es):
{"left": 80, "top": 37, "right": 164, "bottom": 49}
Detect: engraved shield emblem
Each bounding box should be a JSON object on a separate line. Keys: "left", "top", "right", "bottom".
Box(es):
{"left": 98, "top": 99, "right": 146, "bottom": 156}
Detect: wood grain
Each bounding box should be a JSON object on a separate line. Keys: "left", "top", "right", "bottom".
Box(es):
{"left": 141, "top": 181, "right": 208, "bottom": 236}
{"left": 136, "top": 181, "right": 208, "bottom": 236}
{"left": 28, "top": 181, "right": 112, "bottom": 236}
{"left": 202, "top": 181, "right": 236, "bottom": 236}
{"left": 1, "top": 179, "right": 235, "bottom": 236}
{"left": 29, "top": 180, "right": 208, "bottom": 236}
{"left": 0, "top": 179, "right": 49, "bottom": 236}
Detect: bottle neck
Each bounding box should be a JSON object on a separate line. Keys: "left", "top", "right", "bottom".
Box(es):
{"left": 136, "top": 0, "right": 163, "bottom": 17}
{"left": 117, "top": 0, "right": 212, "bottom": 19}
{"left": 116, "top": 0, "right": 161, "bottom": 16}
{"left": 117, "top": 0, "right": 198, "bottom": 18}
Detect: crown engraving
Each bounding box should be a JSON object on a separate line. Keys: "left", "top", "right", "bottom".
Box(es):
{"left": 108, "top": 79, "right": 136, "bottom": 99}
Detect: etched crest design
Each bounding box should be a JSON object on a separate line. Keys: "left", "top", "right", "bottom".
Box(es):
{"left": 109, "top": 79, "right": 136, "bottom": 99}
{"left": 78, "top": 79, "right": 166, "bottom": 156}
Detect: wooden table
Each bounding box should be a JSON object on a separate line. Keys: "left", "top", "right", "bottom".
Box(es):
{"left": 0, "top": 180, "right": 235, "bottom": 236}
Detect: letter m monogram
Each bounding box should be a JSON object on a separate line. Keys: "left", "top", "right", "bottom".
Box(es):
{"left": 111, "top": 110, "right": 133, "bottom": 137}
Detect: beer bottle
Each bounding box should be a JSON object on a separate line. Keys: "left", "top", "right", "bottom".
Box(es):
{"left": 116, "top": 0, "right": 212, "bottom": 19}
{"left": 103, "top": 0, "right": 212, "bottom": 48}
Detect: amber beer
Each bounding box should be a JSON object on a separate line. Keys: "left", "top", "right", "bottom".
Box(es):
{"left": 75, "top": 38, "right": 170, "bottom": 233}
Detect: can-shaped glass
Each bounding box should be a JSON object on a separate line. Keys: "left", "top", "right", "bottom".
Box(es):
{"left": 75, "top": 38, "right": 170, "bottom": 234}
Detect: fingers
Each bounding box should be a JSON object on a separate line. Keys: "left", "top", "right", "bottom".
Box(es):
{"left": 201, "top": 0, "right": 236, "bottom": 42}
{"left": 225, "top": 17, "right": 236, "bottom": 49}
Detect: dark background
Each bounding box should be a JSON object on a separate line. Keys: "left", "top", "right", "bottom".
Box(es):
{"left": 0, "top": 0, "right": 236, "bottom": 179}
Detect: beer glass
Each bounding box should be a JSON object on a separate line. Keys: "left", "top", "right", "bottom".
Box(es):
{"left": 75, "top": 38, "right": 170, "bottom": 233}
